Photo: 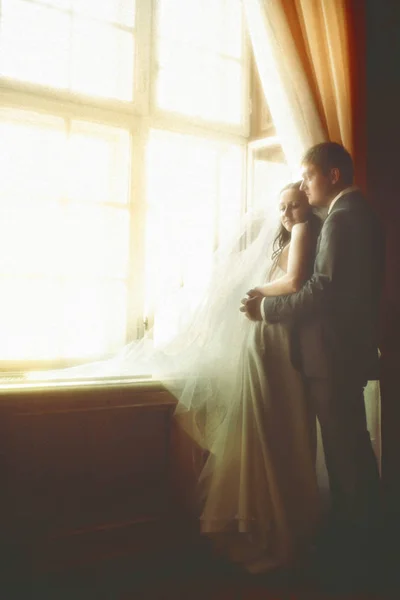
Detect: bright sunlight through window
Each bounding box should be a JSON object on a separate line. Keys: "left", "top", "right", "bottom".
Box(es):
{"left": 145, "top": 130, "right": 243, "bottom": 346}
{"left": 0, "top": 109, "right": 131, "bottom": 361}
{"left": 0, "top": 0, "right": 248, "bottom": 371}
{"left": 156, "top": 0, "right": 244, "bottom": 125}
{"left": 0, "top": 0, "right": 136, "bottom": 101}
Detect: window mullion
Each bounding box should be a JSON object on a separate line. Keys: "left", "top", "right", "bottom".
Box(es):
{"left": 126, "top": 120, "right": 148, "bottom": 342}
{"left": 133, "top": 0, "right": 154, "bottom": 115}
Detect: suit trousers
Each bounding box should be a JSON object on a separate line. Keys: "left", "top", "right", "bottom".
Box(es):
{"left": 305, "top": 374, "right": 381, "bottom": 534}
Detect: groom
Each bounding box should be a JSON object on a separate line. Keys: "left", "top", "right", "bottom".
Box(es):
{"left": 242, "top": 142, "right": 385, "bottom": 566}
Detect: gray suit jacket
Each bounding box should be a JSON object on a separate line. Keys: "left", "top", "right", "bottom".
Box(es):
{"left": 263, "top": 191, "right": 385, "bottom": 380}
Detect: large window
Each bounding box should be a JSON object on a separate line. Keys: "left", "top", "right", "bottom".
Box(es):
{"left": 0, "top": 0, "right": 247, "bottom": 371}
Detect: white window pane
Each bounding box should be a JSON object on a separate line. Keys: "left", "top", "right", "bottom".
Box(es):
{"left": 157, "top": 0, "right": 242, "bottom": 57}
{"left": 0, "top": 0, "right": 70, "bottom": 89}
{"left": 218, "top": 0, "right": 243, "bottom": 58}
{"left": 0, "top": 107, "right": 132, "bottom": 362}
{"left": 60, "top": 205, "right": 130, "bottom": 278}
{"left": 252, "top": 158, "right": 291, "bottom": 215}
{"left": 146, "top": 131, "right": 217, "bottom": 305}
{"left": 61, "top": 281, "right": 127, "bottom": 358}
{"left": 0, "top": 203, "right": 63, "bottom": 276}
{"left": 0, "top": 203, "right": 130, "bottom": 280}
{"left": 218, "top": 145, "right": 243, "bottom": 247}
{"left": 0, "top": 278, "right": 127, "bottom": 360}
{"left": 0, "top": 1, "right": 135, "bottom": 101}
{"left": 145, "top": 130, "right": 243, "bottom": 344}
{"left": 156, "top": 40, "right": 242, "bottom": 123}
{"left": 66, "top": 122, "right": 130, "bottom": 204}
{"left": 71, "top": 18, "right": 134, "bottom": 100}
{"left": 0, "top": 279, "right": 62, "bottom": 360}
{"left": 158, "top": 0, "right": 219, "bottom": 52}
{"left": 219, "top": 59, "right": 243, "bottom": 125}
{"left": 0, "top": 114, "right": 66, "bottom": 204}
{"left": 72, "top": 0, "right": 136, "bottom": 28}
{"left": 157, "top": 41, "right": 217, "bottom": 119}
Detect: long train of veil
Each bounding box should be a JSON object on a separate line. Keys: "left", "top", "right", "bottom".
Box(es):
{"left": 28, "top": 213, "right": 278, "bottom": 435}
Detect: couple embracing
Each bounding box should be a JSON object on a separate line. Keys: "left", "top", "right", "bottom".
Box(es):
{"left": 196, "top": 142, "right": 384, "bottom": 584}
{"left": 234, "top": 142, "right": 384, "bottom": 580}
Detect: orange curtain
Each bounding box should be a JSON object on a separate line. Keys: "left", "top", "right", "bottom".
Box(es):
{"left": 245, "top": 0, "right": 366, "bottom": 186}
{"left": 282, "top": 0, "right": 365, "bottom": 186}
{"left": 287, "top": 1, "right": 353, "bottom": 149}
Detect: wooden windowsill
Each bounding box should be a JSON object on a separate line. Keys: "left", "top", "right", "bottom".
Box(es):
{"left": 0, "top": 376, "right": 162, "bottom": 393}
{"left": 0, "top": 376, "right": 178, "bottom": 411}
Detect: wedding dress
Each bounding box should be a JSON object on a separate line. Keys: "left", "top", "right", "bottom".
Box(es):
{"left": 196, "top": 264, "right": 321, "bottom": 571}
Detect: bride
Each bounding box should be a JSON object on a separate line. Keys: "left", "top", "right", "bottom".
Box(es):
{"left": 193, "top": 182, "right": 322, "bottom": 572}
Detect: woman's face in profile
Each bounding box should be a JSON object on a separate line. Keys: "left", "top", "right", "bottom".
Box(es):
{"left": 279, "top": 189, "right": 310, "bottom": 232}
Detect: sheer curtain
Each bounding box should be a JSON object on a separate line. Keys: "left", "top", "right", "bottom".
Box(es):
{"left": 243, "top": 0, "right": 326, "bottom": 174}
{"left": 243, "top": 0, "right": 381, "bottom": 471}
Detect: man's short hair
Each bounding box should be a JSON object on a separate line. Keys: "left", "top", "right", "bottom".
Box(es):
{"left": 301, "top": 142, "right": 354, "bottom": 186}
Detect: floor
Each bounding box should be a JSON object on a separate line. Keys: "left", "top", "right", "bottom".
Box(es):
{"left": 2, "top": 536, "right": 399, "bottom": 600}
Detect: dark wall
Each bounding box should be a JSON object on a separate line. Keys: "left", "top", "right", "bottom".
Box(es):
{"left": 367, "top": 0, "right": 400, "bottom": 518}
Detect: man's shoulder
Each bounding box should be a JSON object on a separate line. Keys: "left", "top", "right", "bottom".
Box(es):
{"left": 325, "top": 191, "right": 369, "bottom": 226}
{"left": 331, "top": 189, "right": 365, "bottom": 211}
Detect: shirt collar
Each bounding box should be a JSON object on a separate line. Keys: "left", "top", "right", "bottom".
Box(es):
{"left": 327, "top": 185, "right": 359, "bottom": 214}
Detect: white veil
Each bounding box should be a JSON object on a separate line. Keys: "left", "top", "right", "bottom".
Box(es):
{"left": 28, "top": 213, "right": 278, "bottom": 446}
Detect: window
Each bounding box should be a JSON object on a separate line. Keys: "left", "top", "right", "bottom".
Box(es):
{"left": 0, "top": 0, "right": 248, "bottom": 371}
{"left": 246, "top": 138, "right": 291, "bottom": 243}
{"left": 0, "top": 108, "right": 131, "bottom": 362}
{"left": 155, "top": 0, "right": 245, "bottom": 125}
{"left": 247, "top": 138, "right": 291, "bottom": 218}
{"left": 0, "top": 0, "right": 136, "bottom": 101}
{"left": 145, "top": 130, "right": 243, "bottom": 345}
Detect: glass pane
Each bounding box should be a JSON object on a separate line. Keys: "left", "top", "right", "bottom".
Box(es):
{"left": 0, "top": 202, "right": 63, "bottom": 276}
{"left": 157, "top": 40, "right": 242, "bottom": 123}
{"left": 0, "top": 0, "right": 70, "bottom": 89}
{"left": 146, "top": 130, "right": 243, "bottom": 343}
{"left": 157, "top": 0, "right": 242, "bottom": 57}
{"left": 66, "top": 122, "right": 130, "bottom": 204}
{"left": 217, "top": 145, "right": 243, "bottom": 248}
{"left": 249, "top": 145, "right": 291, "bottom": 216}
{"left": 0, "top": 113, "right": 66, "bottom": 205}
{"left": 146, "top": 130, "right": 217, "bottom": 296}
{"left": 158, "top": 0, "right": 219, "bottom": 52}
{"left": 0, "top": 107, "right": 133, "bottom": 361}
{"left": 219, "top": 59, "right": 243, "bottom": 125}
{"left": 0, "top": 278, "right": 127, "bottom": 360}
{"left": 60, "top": 205, "right": 130, "bottom": 278}
{"left": 0, "top": 203, "right": 130, "bottom": 279}
{"left": 0, "top": 0, "right": 135, "bottom": 101}
{"left": 71, "top": 18, "right": 134, "bottom": 100}
{"left": 71, "top": 0, "right": 136, "bottom": 28}
{"left": 61, "top": 280, "right": 127, "bottom": 358}
{"left": 0, "top": 278, "right": 62, "bottom": 360}
{"left": 218, "top": 0, "right": 243, "bottom": 58}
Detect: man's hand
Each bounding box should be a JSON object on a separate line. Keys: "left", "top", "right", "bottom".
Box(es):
{"left": 247, "top": 287, "right": 264, "bottom": 298}
{"left": 240, "top": 295, "right": 263, "bottom": 321}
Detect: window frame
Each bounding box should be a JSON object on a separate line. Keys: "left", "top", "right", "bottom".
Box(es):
{"left": 0, "top": 0, "right": 251, "bottom": 373}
